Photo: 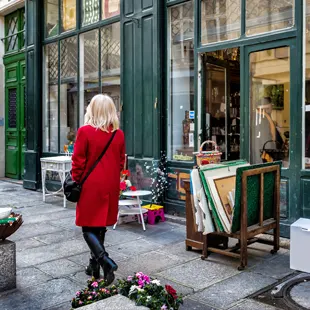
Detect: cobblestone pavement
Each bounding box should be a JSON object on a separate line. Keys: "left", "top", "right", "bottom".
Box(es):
{"left": 0, "top": 181, "right": 308, "bottom": 310}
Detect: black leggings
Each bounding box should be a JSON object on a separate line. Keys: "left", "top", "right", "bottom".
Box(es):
{"left": 82, "top": 227, "right": 107, "bottom": 234}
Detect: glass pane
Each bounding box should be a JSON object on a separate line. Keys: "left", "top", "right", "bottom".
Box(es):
{"left": 246, "top": 0, "right": 294, "bottom": 36}
{"left": 60, "top": 36, "right": 78, "bottom": 154}
{"left": 79, "top": 30, "right": 100, "bottom": 126}
{"left": 102, "top": 0, "right": 120, "bottom": 20}
{"left": 204, "top": 49, "right": 241, "bottom": 161}
{"left": 61, "top": 0, "right": 76, "bottom": 32}
{"left": 168, "top": 2, "right": 194, "bottom": 162}
{"left": 82, "top": 0, "right": 100, "bottom": 26}
{"left": 45, "top": 0, "right": 59, "bottom": 37}
{"left": 101, "top": 23, "right": 121, "bottom": 120}
{"left": 249, "top": 47, "right": 290, "bottom": 168}
{"left": 305, "top": 2, "right": 310, "bottom": 169}
{"left": 5, "top": 13, "right": 18, "bottom": 52}
{"left": 201, "top": 0, "right": 241, "bottom": 45}
{"left": 43, "top": 43, "right": 59, "bottom": 153}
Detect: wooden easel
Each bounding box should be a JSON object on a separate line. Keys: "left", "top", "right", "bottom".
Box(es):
{"left": 185, "top": 164, "right": 281, "bottom": 270}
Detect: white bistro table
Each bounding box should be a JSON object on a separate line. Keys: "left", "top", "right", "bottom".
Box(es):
{"left": 40, "top": 156, "right": 72, "bottom": 208}
{"left": 114, "top": 190, "right": 152, "bottom": 231}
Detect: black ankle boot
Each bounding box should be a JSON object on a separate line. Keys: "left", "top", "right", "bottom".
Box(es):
{"left": 85, "top": 256, "right": 100, "bottom": 279}
{"left": 83, "top": 231, "right": 118, "bottom": 286}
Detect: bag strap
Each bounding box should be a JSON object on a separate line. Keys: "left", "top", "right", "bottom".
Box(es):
{"left": 80, "top": 130, "right": 117, "bottom": 186}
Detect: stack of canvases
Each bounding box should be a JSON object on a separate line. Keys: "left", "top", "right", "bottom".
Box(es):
{"left": 190, "top": 160, "right": 250, "bottom": 234}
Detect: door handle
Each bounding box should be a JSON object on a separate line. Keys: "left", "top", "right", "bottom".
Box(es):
{"left": 154, "top": 98, "right": 158, "bottom": 110}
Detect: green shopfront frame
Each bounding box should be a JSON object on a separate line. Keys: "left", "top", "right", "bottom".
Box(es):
{"left": 24, "top": 0, "right": 307, "bottom": 237}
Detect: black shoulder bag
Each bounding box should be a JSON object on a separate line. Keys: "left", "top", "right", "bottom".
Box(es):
{"left": 64, "top": 130, "right": 117, "bottom": 203}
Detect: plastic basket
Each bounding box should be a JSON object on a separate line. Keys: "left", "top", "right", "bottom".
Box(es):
{"left": 194, "top": 140, "right": 222, "bottom": 166}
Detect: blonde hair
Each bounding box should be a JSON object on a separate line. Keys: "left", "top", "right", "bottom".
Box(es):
{"left": 84, "top": 94, "right": 119, "bottom": 132}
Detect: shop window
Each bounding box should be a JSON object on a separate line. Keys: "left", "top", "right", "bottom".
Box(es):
{"left": 246, "top": 0, "right": 294, "bottom": 36}
{"left": 101, "top": 23, "right": 121, "bottom": 120}
{"left": 43, "top": 43, "right": 59, "bottom": 153}
{"left": 82, "top": 0, "right": 100, "bottom": 26}
{"left": 203, "top": 49, "right": 241, "bottom": 161}
{"left": 4, "top": 9, "right": 25, "bottom": 53}
{"left": 79, "top": 29, "right": 100, "bottom": 125}
{"left": 168, "top": 1, "right": 194, "bottom": 162}
{"left": 249, "top": 47, "right": 290, "bottom": 168}
{"left": 102, "top": 0, "right": 120, "bottom": 20}
{"left": 60, "top": 36, "right": 78, "bottom": 153}
{"left": 201, "top": 0, "right": 241, "bottom": 45}
{"left": 61, "top": 0, "right": 76, "bottom": 32}
{"left": 305, "top": 2, "right": 310, "bottom": 169}
{"left": 45, "top": 0, "right": 59, "bottom": 37}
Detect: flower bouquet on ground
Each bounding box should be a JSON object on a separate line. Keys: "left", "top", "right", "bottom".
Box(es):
{"left": 120, "top": 170, "right": 136, "bottom": 198}
{"left": 117, "top": 272, "right": 183, "bottom": 310}
{"left": 71, "top": 278, "right": 118, "bottom": 308}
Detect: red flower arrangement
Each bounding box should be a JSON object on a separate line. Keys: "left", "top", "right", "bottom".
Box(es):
{"left": 165, "top": 285, "right": 178, "bottom": 300}
{"left": 120, "top": 170, "right": 136, "bottom": 197}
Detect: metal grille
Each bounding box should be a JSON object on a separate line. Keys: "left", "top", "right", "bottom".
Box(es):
{"left": 101, "top": 26, "right": 121, "bottom": 71}
{"left": 170, "top": 2, "right": 194, "bottom": 41}
{"left": 6, "top": 15, "right": 18, "bottom": 52}
{"left": 21, "top": 8, "right": 25, "bottom": 48}
{"left": 8, "top": 88, "right": 17, "bottom": 128}
{"left": 84, "top": 30, "right": 99, "bottom": 76}
{"left": 246, "top": 0, "right": 293, "bottom": 29}
{"left": 60, "top": 36, "right": 78, "bottom": 79}
{"left": 47, "top": 42, "right": 58, "bottom": 83}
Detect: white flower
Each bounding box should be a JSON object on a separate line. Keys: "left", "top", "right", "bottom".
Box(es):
{"left": 146, "top": 296, "right": 152, "bottom": 301}
{"left": 151, "top": 279, "right": 161, "bottom": 286}
{"left": 125, "top": 180, "right": 132, "bottom": 187}
{"left": 137, "top": 288, "right": 144, "bottom": 292}
{"left": 129, "top": 285, "right": 139, "bottom": 296}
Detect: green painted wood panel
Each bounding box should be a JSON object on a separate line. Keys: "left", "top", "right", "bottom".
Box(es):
{"left": 301, "top": 178, "right": 310, "bottom": 217}
{"left": 123, "top": 0, "right": 134, "bottom": 16}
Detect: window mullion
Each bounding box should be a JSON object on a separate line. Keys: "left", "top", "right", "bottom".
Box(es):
{"left": 241, "top": 0, "right": 246, "bottom": 37}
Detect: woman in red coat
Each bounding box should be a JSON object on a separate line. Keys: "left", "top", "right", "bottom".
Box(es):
{"left": 72, "top": 94, "right": 125, "bottom": 285}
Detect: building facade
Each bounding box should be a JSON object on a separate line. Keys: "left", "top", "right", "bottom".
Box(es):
{"left": 8, "top": 0, "right": 309, "bottom": 237}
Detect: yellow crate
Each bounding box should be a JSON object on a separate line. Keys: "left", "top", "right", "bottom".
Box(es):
{"left": 142, "top": 204, "right": 164, "bottom": 211}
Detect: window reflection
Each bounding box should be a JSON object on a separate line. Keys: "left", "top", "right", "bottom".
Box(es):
{"left": 61, "top": 0, "right": 76, "bottom": 32}
{"left": 45, "top": 0, "right": 58, "bottom": 37}
{"left": 168, "top": 1, "right": 194, "bottom": 162}
{"left": 102, "top": 0, "right": 120, "bottom": 20}
{"left": 82, "top": 0, "right": 100, "bottom": 26}
{"left": 250, "top": 47, "right": 290, "bottom": 168}
{"left": 305, "top": 1, "right": 310, "bottom": 168}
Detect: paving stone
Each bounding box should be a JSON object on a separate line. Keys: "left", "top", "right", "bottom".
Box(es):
{"left": 16, "top": 267, "right": 52, "bottom": 288}
{"left": 157, "top": 241, "right": 201, "bottom": 260}
{"left": 16, "top": 238, "right": 88, "bottom": 267}
{"left": 37, "top": 258, "right": 83, "bottom": 278}
{"left": 146, "top": 228, "right": 186, "bottom": 246}
{"left": 117, "top": 251, "right": 185, "bottom": 277}
{"left": 158, "top": 258, "right": 240, "bottom": 291}
{"left": 289, "top": 280, "right": 310, "bottom": 309}
{"left": 109, "top": 238, "right": 162, "bottom": 256}
{"left": 180, "top": 298, "right": 217, "bottom": 310}
{"left": 15, "top": 238, "right": 46, "bottom": 252}
{"left": 69, "top": 270, "right": 94, "bottom": 286}
{"left": 247, "top": 242, "right": 288, "bottom": 260}
{"left": 49, "top": 217, "right": 77, "bottom": 230}
{"left": 9, "top": 222, "right": 66, "bottom": 241}
{"left": 17, "top": 204, "right": 69, "bottom": 215}
{"left": 21, "top": 210, "right": 74, "bottom": 225}
{"left": 152, "top": 276, "right": 194, "bottom": 297}
{"left": 0, "top": 240, "right": 16, "bottom": 292}
{"left": 251, "top": 253, "right": 293, "bottom": 280}
{"left": 80, "top": 294, "right": 148, "bottom": 310}
{"left": 104, "top": 229, "right": 142, "bottom": 246}
{"left": 229, "top": 299, "right": 280, "bottom": 309}
{"left": 191, "top": 272, "right": 277, "bottom": 309}
{"left": 34, "top": 229, "right": 81, "bottom": 245}
{"left": 44, "top": 301, "right": 71, "bottom": 310}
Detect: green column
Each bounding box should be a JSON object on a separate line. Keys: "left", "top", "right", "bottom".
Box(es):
{"left": 23, "top": 0, "right": 43, "bottom": 190}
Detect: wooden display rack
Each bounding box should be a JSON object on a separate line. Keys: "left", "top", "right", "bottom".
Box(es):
{"left": 184, "top": 163, "right": 281, "bottom": 270}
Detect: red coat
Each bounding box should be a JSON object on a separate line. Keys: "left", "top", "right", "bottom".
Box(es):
{"left": 71, "top": 125, "right": 125, "bottom": 227}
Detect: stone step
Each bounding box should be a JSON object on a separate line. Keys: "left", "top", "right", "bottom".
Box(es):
{"left": 81, "top": 295, "right": 149, "bottom": 310}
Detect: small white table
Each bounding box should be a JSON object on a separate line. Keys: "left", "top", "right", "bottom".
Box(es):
{"left": 40, "top": 156, "right": 72, "bottom": 208}
{"left": 114, "top": 190, "right": 152, "bottom": 231}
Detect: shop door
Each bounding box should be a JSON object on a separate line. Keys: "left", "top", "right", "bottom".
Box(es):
{"left": 244, "top": 40, "right": 300, "bottom": 223}
{"left": 201, "top": 51, "right": 241, "bottom": 161}
{"left": 5, "top": 60, "right": 26, "bottom": 179}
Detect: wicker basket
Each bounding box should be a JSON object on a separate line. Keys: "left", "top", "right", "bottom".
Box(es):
{"left": 194, "top": 140, "right": 222, "bottom": 166}
{"left": 0, "top": 213, "right": 23, "bottom": 241}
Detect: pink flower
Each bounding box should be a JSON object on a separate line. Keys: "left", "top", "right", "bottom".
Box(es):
{"left": 120, "top": 181, "right": 127, "bottom": 191}
{"left": 143, "top": 275, "right": 150, "bottom": 284}
{"left": 91, "top": 281, "right": 98, "bottom": 288}
{"left": 138, "top": 279, "right": 145, "bottom": 287}
{"left": 127, "top": 276, "right": 133, "bottom": 281}
{"left": 79, "top": 301, "right": 83, "bottom": 305}
{"left": 161, "top": 305, "right": 167, "bottom": 310}
{"left": 76, "top": 291, "right": 80, "bottom": 296}
{"left": 87, "top": 296, "right": 92, "bottom": 300}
